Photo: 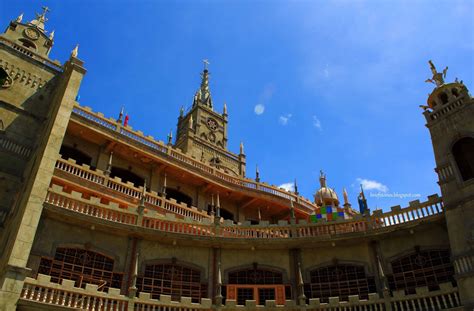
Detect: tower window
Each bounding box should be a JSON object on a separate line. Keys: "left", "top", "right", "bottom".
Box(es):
{"left": 18, "top": 38, "right": 37, "bottom": 50}
{"left": 452, "top": 88, "right": 459, "bottom": 97}
{"left": 439, "top": 92, "right": 449, "bottom": 104}
{"left": 452, "top": 137, "right": 474, "bottom": 181}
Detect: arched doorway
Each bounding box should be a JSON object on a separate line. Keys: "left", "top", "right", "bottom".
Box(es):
{"left": 166, "top": 188, "right": 193, "bottom": 207}
{"left": 452, "top": 137, "right": 474, "bottom": 181}
{"left": 226, "top": 266, "right": 288, "bottom": 305}
{"left": 59, "top": 145, "right": 92, "bottom": 166}
{"left": 37, "top": 247, "right": 123, "bottom": 291}
{"left": 110, "top": 166, "right": 145, "bottom": 187}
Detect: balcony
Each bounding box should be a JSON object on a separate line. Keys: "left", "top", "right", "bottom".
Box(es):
{"left": 19, "top": 274, "right": 462, "bottom": 310}
{"left": 44, "top": 174, "right": 445, "bottom": 244}
{"left": 70, "top": 104, "right": 317, "bottom": 214}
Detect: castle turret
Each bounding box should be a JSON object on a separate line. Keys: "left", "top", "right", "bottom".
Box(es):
{"left": 422, "top": 60, "right": 474, "bottom": 308}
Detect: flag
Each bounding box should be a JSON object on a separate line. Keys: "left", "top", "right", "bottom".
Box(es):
{"left": 124, "top": 114, "right": 129, "bottom": 127}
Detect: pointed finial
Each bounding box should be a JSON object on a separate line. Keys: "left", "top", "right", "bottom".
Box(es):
{"left": 216, "top": 193, "right": 221, "bottom": 218}
{"left": 223, "top": 102, "right": 227, "bottom": 115}
{"left": 294, "top": 179, "right": 299, "bottom": 195}
{"left": 16, "top": 13, "right": 23, "bottom": 23}
{"left": 49, "top": 30, "right": 55, "bottom": 40}
{"left": 189, "top": 115, "right": 194, "bottom": 129}
{"left": 319, "top": 170, "right": 327, "bottom": 187}
{"left": 255, "top": 165, "right": 260, "bottom": 182}
{"left": 203, "top": 59, "right": 210, "bottom": 71}
{"left": 179, "top": 106, "right": 184, "bottom": 117}
{"left": 343, "top": 188, "right": 349, "bottom": 205}
{"left": 290, "top": 199, "right": 295, "bottom": 220}
{"left": 162, "top": 173, "right": 167, "bottom": 195}
{"left": 117, "top": 106, "right": 124, "bottom": 123}
{"left": 71, "top": 44, "right": 79, "bottom": 58}
{"left": 240, "top": 141, "right": 244, "bottom": 155}
{"left": 167, "top": 130, "right": 173, "bottom": 145}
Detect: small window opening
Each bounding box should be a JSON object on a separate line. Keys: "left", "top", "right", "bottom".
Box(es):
{"left": 452, "top": 88, "right": 459, "bottom": 97}
{"left": 453, "top": 137, "right": 474, "bottom": 181}
{"left": 439, "top": 92, "right": 449, "bottom": 105}
{"left": 18, "top": 38, "right": 37, "bottom": 50}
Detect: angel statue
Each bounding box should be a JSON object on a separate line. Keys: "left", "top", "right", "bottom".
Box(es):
{"left": 425, "top": 60, "right": 448, "bottom": 87}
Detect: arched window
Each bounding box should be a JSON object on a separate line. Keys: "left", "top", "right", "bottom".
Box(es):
{"left": 387, "top": 249, "right": 455, "bottom": 294}
{"left": 304, "top": 264, "right": 376, "bottom": 303}
{"left": 228, "top": 267, "right": 283, "bottom": 285}
{"left": 18, "top": 38, "right": 37, "bottom": 50}
{"left": 137, "top": 262, "right": 206, "bottom": 302}
{"left": 59, "top": 144, "right": 92, "bottom": 166}
{"left": 439, "top": 92, "right": 449, "bottom": 104}
{"left": 0, "top": 67, "right": 12, "bottom": 88}
{"left": 452, "top": 137, "right": 474, "bottom": 181}
{"left": 38, "top": 247, "right": 123, "bottom": 291}
{"left": 166, "top": 188, "right": 193, "bottom": 207}
{"left": 220, "top": 208, "right": 234, "bottom": 221}
{"left": 111, "top": 166, "right": 145, "bottom": 187}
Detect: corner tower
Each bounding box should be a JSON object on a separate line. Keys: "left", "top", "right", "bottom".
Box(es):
{"left": 0, "top": 8, "right": 86, "bottom": 309}
{"left": 175, "top": 62, "right": 246, "bottom": 176}
{"left": 422, "top": 60, "right": 474, "bottom": 308}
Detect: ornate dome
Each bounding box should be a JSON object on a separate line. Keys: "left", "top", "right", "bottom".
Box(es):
{"left": 314, "top": 171, "right": 340, "bottom": 206}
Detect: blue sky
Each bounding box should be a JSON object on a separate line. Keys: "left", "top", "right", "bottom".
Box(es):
{"left": 3, "top": 0, "right": 473, "bottom": 211}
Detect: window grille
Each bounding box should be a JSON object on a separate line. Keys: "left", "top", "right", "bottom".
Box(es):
{"left": 38, "top": 247, "right": 123, "bottom": 291}
{"left": 137, "top": 263, "right": 207, "bottom": 303}
{"left": 304, "top": 264, "right": 376, "bottom": 302}
{"left": 387, "top": 249, "right": 455, "bottom": 294}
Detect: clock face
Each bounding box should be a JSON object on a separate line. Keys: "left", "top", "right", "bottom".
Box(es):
{"left": 206, "top": 118, "right": 218, "bottom": 131}
{"left": 24, "top": 28, "right": 40, "bottom": 40}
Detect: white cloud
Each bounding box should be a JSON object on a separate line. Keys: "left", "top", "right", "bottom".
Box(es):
{"left": 279, "top": 113, "right": 292, "bottom": 125}
{"left": 254, "top": 104, "right": 265, "bottom": 115}
{"left": 312, "top": 115, "right": 322, "bottom": 129}
{"left": 279, "top": 182, "right": 295, "bottom": 192}
{"left": 356, "top": 178, "right": 389, "bottom": 192}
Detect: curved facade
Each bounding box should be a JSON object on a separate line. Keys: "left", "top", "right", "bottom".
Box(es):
{"left": 0, "top": 9, "right": 473, "bottom": 311}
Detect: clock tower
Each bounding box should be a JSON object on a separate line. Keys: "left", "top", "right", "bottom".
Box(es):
{"left": 175, "top": 64, "right": 246, "bottom": 177}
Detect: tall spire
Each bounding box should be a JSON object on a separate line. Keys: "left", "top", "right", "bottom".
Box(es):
{"left": 192, "top": 60, "right": 213, "bottom": 109}
{"left": 29, "top": 6, "right": 50, "bottom": 31}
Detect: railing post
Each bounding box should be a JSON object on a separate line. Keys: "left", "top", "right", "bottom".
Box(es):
{"left": 383, "top": 288, "right": 393, "bottom": 311}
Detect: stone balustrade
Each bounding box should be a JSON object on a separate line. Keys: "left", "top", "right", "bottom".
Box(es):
{"left": 19, "top": 275, "right": 461, "bottom": 310}
{"left": 369, "top": 195, "right": 443, "bottom": 229}
{"left": 71, "top": 104, "right": 316, "bottom": 213}
{"left": 0, "top": 135, "right": 32, "bottom": 158}
{"left": 44, "top": 184, "right": 445, "bottom": 242}
{"left": 0, "top": 36, "right": 63, "bottom": 72}
{"left": 54, "top": 157, "right": 210, "bottom": 222}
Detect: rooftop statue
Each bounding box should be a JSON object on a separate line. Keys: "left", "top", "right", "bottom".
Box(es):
{"left": 425, "top": 60, "right": 448, "bottom": 88}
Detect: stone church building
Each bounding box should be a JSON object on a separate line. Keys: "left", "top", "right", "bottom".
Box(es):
{"left": 0, "top": 8, "right": 473, "bottom": 311}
